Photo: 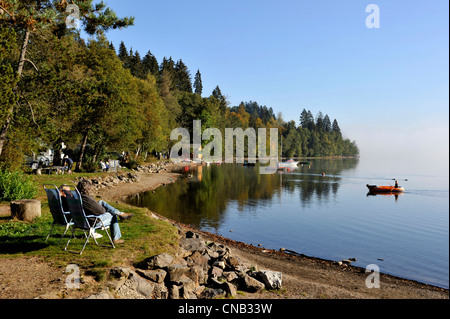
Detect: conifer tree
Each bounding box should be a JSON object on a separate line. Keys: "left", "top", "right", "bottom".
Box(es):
{"left": 174, "top": 59, "right": 192, "bottom": 93}
{"left": 142, "top": 50, "right": 159, "bottom": 77}
{"left": 118, "top": 41, "right": 129, "bottom": 65}
{"left": 194, "top": 69, "right": 203, "bottom": 95}
{"left": 332, "top": 119, "right": 342, "bottom": 136}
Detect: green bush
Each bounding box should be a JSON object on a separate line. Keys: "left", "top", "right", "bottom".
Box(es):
{"left": 0, "top": 170, "right": 38, "bottom": 202}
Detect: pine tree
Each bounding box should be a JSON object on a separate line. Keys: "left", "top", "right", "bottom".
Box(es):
{"left": 194, "top": 69, "right": 203, "bottom": 95}
{"left": 316, "top": 112, "right": 324, "bottom": 131}
{"left": 130, "top": 50, "right": 146, "bottom": 79}
{"left": 212, "top": 86, "right": 227, "bottom": 113}
{"left": 332, "top": 119, "right": 342, "bottom": 136}
{"left": 174, "top": 59, "right": 192, "bottom": 93}
{"left": 118, "top": 41, "right": 129, "bottom": 65}
{"left": 323, "top": 114, "right": 332, "bottom": 133}
{"left": 142, "top": 50, "right": 159, "bottom": 77}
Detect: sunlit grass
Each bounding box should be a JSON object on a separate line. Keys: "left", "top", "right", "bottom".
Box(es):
{"left": 0, "top": 173, "right": 180, "bottom": 272}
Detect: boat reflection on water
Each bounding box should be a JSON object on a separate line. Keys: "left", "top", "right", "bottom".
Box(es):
{"left": 366, "top": 192, "right": 403, "bottom": 202}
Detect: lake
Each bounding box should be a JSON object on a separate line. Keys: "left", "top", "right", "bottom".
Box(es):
{"left": 125, "top": 158, "right": 449, "bottom": 289}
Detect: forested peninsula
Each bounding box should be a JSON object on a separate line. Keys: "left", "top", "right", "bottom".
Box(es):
{"left": 0, "top": 1, "right": 359, "bottom": 172}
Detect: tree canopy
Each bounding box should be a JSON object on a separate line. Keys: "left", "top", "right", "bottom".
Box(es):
{"left": 0, "top": 3, "right": 359, "bottom": 170}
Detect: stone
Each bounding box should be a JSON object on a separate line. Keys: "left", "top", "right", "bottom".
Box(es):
{"left": 85, "top": 289, "right": 115, "bottom": 299}
{"left": 226, "top": 256, "right": 241, "bottom": 270}
{"left": 139, "top": 253, "right": 174, "bottom": 269}
{"left": 200, "top": 288, "right": 226, "bottom": 299}
{"left": 186, "top": 265, "right": 206, "bottom": 285}
{"left": 186, "top": 251, "right": 210, "bottom": 271}
{"left": 185, "top": 230, "right": 199, "bottom": 238}
{"left": 239, "top": 274, "right": 265, "bottom": 293}
{"left": 223, "top": 271, "right": 238, "bottom": 283}
{"left": 136, "top": 269, "right": 167, "bottom": 283}
{"left": 213, "top": 260, "right": 226, "bottom": 269}
{"left": 180, "top": 237, "right": 207, "bottom": 253}
{"left": 210, "top": 266, "right": 223, "bottom": 279}
{"left": 166, "top": 264, "right": 190, "bottom": 283}
{"left": 258, "top": 270, "right": 282, "bottom": 290}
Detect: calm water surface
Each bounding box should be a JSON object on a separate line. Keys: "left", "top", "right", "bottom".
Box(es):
{"left": 126, "top": 158, "right": 449, "bottom": 288}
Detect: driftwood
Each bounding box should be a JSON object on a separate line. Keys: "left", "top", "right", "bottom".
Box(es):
{"left": 10, "top": 199, "right": 41, "bottom": 222}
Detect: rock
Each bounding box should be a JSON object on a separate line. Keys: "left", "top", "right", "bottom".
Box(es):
{"left": 239, "top": 274, "right": 265, "bottom": 293}
{"left": 258, "top": 270, "right": 282, "bottom": 290}
{"left": 223, "top": 271, "right": 238, "bottom": 282}
{"left": 186, "top": 251, "right": 210, "bottom": 271}
{"left": 180, "top": 237, "right": 207, "bottom": 253}
{"left": 136, "top": 269, "right": 167, "bottom": 283}
{"left": 185, "top": 230, "right": 199, "bottom": 238}
{"left": 226, "top": 256, "right": 241, "bottom": 270}
{"left": 209, "top": 278, "right": 237, "bottom": 298}
{"left": 115, "top": 270, "right": 168, "bottom": 299}
{"left": 213, "top": 260, "right": 226, "bottom": 269}
{"left": 85, "top": 289, "right": 115, "bottom": 299}
{"left": 139, "top": 253, "right": 174, "bottom": 269}
{"left": 186, "top": 265, "right": 207, "bottom": 285}
{"left": 166, "top": 264, "right": 190, "bottom": 283}
{"left": 210, "top": 266, "right": 223, "bottom": 279}
{"left": 200, "top": 288, "right": 226, "bottom": 299}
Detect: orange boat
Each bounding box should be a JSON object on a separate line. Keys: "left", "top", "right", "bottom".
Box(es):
{"left": 367, "top": 184, "right": 405, "bottom": 193}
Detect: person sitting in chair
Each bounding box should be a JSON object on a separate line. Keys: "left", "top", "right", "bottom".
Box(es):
{"left": 60, "top": 180, "right": 133, "bottom": 244}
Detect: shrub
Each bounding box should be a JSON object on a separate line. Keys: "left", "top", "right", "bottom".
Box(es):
{"left": 0, "top": 170, "right": 38, "bottom": 202}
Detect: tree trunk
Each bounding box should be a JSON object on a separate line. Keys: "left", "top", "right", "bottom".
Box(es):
{"left": 10, "top": 199, "right": 41, "bottom": 222}
{"left": 0, "top": 28, "right": 31, "bottom": 157}
{"left": 52, "top": 137, "right": 63, "bottom": 166}
{"left": 76, "top": 131, "right": 89, "bottom": 172}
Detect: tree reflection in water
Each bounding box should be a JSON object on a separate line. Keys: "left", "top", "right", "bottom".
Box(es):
{"left": 125, "top": 158, "right": 359, "bottom": 229}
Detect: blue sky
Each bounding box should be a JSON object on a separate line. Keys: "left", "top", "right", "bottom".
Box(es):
{"left": 95, "top": 0, "right": 449, "bottom": 167}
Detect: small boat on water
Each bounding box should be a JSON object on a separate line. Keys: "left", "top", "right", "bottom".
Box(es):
{"left": 278, "top": 159, "right": 299, "bottom": 169}
{"left": 366, "top": 184, "right": 405, "bottom": 193}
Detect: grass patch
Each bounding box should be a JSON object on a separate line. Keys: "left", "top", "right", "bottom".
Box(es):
{"left": 0, "top": 173, "right": 180, "bottom": 274}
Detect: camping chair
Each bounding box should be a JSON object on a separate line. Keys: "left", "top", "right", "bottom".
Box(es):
{"left": 43, "top": 184, "right": 73, "bottom": 244}
{"left": 61, "top": 185, "right": 115, "bottom": 255}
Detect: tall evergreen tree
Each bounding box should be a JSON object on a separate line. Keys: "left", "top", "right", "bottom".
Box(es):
{"left": 332, "top": 119, "right": 342, "bottom": 136}
{"left": 174, "top": 59, "right": 192, "bottom": 93}
{"left": 212, "top": 85, "right": 227, "bottom": 113}
{"left": 118, "top": 41, "right": 129, "bottom": 65}
{"left": 323, "top": 114, "right": 332, "bottom": 133}
{"left": 194, "top": 69, "right": 203, "bottom": 95}
{"left": 142, "top": 50, "right": 159, "bottom": 77}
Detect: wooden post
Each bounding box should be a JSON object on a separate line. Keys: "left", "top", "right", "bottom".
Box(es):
{"left": 10, "top": 199, "right": 41, "bottom": 222}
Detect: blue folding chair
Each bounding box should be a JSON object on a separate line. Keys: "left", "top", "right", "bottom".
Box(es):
{"left": 43, "top": 184, "right": 73, "bottom": 244}
{"left": 61, "top": 185, "right": 115, "bottom": 255}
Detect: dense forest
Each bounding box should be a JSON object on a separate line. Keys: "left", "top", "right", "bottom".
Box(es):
{"left": 0, "top": 1, "right": 359, "bottom": 172}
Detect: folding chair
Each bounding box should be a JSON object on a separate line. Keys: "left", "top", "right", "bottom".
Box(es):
{"left": 61, "top": 185, "right": 115, "bottom": 255}
{"left": 43, "top": 184, "right": 73, "bottom": 244}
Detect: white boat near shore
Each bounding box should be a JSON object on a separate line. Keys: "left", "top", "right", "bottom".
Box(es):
{"left": 278, "top": 159, "right": 299, "bottom": 168}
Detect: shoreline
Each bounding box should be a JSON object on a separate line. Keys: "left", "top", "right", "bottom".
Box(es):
{"left": 97, "top": 162, "right": 448, "bottom": 298}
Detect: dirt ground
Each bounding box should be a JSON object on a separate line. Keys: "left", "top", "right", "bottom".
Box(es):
{"left": 0, "top": 163, "right": 448, "bottom": 300}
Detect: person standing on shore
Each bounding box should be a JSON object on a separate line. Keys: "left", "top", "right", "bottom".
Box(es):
{"left": 63, "top": 155, "right": 74, "bottom": 174}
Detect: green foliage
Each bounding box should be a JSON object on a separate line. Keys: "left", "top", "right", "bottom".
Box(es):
{"left": 0, "top": 170, "right": 38, "bottom": 202}
{"left": 0, "top": 1, "right": 359, "bottom": 170}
